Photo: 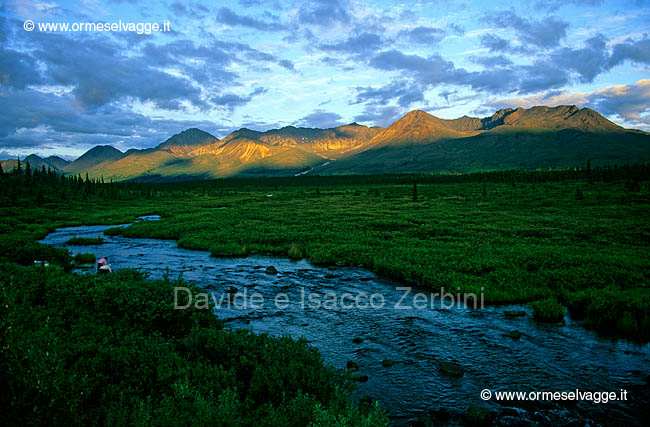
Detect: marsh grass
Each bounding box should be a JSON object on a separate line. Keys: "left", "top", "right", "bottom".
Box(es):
{"left": 2, "top": 171, "right": 649, "bottom": 342}
{"left": 530, "top": 297, "right": 565, "bottom": 323}
{"left": 73, "top": 252, "right": 96, "bottom": 264}
{"left": 95, "top": 179, "right": 650, "bottom": 340}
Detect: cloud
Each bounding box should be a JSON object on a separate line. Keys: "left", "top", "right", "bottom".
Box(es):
{"left": 370, "top": 50, "right": 458, "bottom": 83}
{"left": 295, "top": 110, "right": 345, "bottom": 128}
{"left": 31, "top": 34, "right": 206, "bottom": 110}
{"left": 211, "top": 88, "right": 268, "bottom": 111}
{"left": 319, "top": 32, "right": 384, "bottom": 55}
{"left": 354, "top": 105, "right": 404, "bottom": 127}
{"left": 0, "top": 86, "right": 228, "bottom": 155}
{"left": 297, "top": 0, "right": 351, "bottom": 27}
{"left": 551, "top": 34, "right": 609, "bottom": 82}
{"left": 480, "top": 34, "right": 510, "bottom": 52}
{"left": 609, "top": 36, "right": 650, "bottom": 68}
{"left": 278, "top": 59, "right": 295, "bottom": 70}
{"left": 364, "top": 47, "right": 572, "bottom": 102}
{"left": 354, "top": 80, "right": 425, "bottom": 107}
{"left": 397, "top": 26, "right": 445, "bottom": 45}
{"left": 216, "top": 7, "right": 286, "bottom": 32}
{"left": 0, "top": 48, "right": 43, "bottom": 89}
{"left": 484, "top": 12, "right": 569, "bottom": 49}
{"left": 170, "top": 1, "right": 208, "bottom": 19}
{"left": 470, "top": 55, "right": 513, "bottom": 68}
{"left": 535, "top": 0, "right": 604, "bottom": 11}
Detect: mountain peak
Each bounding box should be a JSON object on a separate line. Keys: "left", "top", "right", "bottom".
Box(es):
{"left": 156, "top": 128, "right": 219, "bottom": 153}
{"left": 63, "top": 145, "right": 124, "bottom": 173}
{"left": 364, "top": 109, "right": 465, "bottom": 148}
{"left": 402, "top": 110, "right": 435, "bottom": 120}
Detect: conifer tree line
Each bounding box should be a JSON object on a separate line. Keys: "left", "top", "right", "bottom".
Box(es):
{"left": 0, "top": 160, "right": 159, "bottom": 206}
{"left": 1, "top": 158, "right": 648, "bottom": 205}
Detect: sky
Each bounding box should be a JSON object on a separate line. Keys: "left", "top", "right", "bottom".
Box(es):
{"left": 1, "top": 0, "right": 649, "bottom": 159}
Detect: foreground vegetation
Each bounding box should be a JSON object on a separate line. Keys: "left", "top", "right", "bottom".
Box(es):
{"left": 0, "top": 160, "right": 388, "bottom": 425}
{"left": 0, "top": 265, "right": 386, "bottom": 426}
{"left": 0, "top": 161, "right": 649, "bottom": 423}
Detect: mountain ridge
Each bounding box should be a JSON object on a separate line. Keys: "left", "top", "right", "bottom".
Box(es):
{"left": 5, "top": 105, "right": 648, "bottom": 180}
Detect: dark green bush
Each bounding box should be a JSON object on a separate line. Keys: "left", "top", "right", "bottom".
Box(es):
{"left": 0, "top": 236, "right": 72, "bottom": 270}
{"left": 530, "top": 297, "right": 565, "bottom": 323}
{"left": 73, "top": 252, "right": 96, "bottom": 264}
{"left": 566, "top": 289, "right": 650, "bottom": 341}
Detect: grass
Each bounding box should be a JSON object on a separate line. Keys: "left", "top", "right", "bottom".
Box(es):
{"left": 65, "top": 236, "right": 105, "bottom": 245}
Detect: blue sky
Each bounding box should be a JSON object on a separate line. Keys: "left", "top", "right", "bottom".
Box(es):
{"left": 1, "top": 0, "right": 649, "bottom": 158}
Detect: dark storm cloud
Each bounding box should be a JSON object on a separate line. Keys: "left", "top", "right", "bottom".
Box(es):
{"left": 484, "top": 12, "right": 569, "bottom": 48}
{"left": 319, "top": 33, "right": 384, "bottom": 55}
{"left": 295, "top": 110, "right": 345, "bottom": 129}
{"left": 515, "top": 60, "right": 569, "bottom": 93}
{"left": 216, "top": 7, "right": 286, "bottom": 32}
{"left": 0, "top": 87, "right": 144, "bottom": 138}
{"left": 548, "top": 35, "right": 650, "bottom": 83}
{"left": 397, "top": 27, "right": 445, "bottom": 45}
{"left": 297, "top": 0, "right": 351, "bottom": 27}
{"left": 5, "top": 14, "right": 286, "bottom": 112}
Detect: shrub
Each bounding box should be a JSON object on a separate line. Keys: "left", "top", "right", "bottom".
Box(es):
{"left": 0, "top": 236, "right": 72, "bottom": 270}
{"left": 530, "top": 297, "right": 565, "bottom": 323}
{"left": 288, "top": 243, "right": 303, "bottom": 260}
{"left": 73, "top": 252, "right": 96, "bottom": 264}
{"left": 0, "top": 264, "right": 387, "bottom": 426}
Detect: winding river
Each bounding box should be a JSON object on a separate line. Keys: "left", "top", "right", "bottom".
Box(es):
{"left": 40, "top": 216, "right": 650, "bottom": 426}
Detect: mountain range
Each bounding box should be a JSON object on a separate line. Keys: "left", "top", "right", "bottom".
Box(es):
{"left": 3, "top": 105, "right": 649, "bottom": 181}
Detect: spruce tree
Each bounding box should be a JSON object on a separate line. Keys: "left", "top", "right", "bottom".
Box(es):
{"left": 575, "top": 186, "right": 584, "bottom": 200}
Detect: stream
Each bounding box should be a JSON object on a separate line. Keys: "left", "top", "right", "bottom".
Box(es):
{"left": 40, "top": 216, "right": 650, "bottom": 426}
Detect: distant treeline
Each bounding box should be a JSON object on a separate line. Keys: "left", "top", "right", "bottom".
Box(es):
{"left": 1, "top": 159, "right": 648, "bottom": 205}
{"left": 158, "top": 162, "right": 650, "bottom": 190}
{"left": 0, "top": 159, "right": 157, "bottom": 206}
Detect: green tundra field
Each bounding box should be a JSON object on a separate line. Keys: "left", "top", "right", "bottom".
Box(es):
{"left": 1, "top": 164, "right": 649, "bottom": 425}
